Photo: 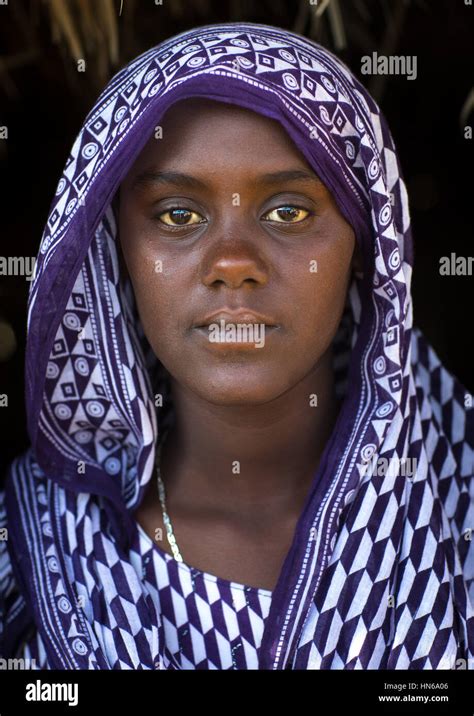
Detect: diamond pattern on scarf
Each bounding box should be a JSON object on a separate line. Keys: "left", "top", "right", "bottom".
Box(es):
{"left": 7, "top": 492, "right": 271, "bottom": 670}
{"left": 132, "top": 525, "right": 271, "bottom": 669}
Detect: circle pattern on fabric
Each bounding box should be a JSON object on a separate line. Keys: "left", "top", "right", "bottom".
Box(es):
{"left": 74, "top": 357, "right": 90, "bottom": 376}
{"left": 75, "top": 430, "right": 93, "bottom": 444}
{"left": 320, "top": 106, "right": 331, "bottom": 125}
{"left": 230, "top": 39, "right": 250, "bottom": 47}
{"left": 58, "top": 597, "right": 72, "bottom": 614}
{"left": 63, "top": 313, "right": 81, "bottom": 331}
{"left": 345, "top": 141, "right": 355, "bottom": 159}
{"left": 72, "top": 638, "right": 88, "bottom": 656}
{"left": 279, "top": 49, "right": 296, "bottom": 63}
{"left": 144, "top": 69, "right": 158, "bottom": 82}
{"left": 46, "top": 362, "right": 60, "bottom": 379}
{"left": 149, "top": 82, "right": 163, "bottom": 96}
{"left": 65, "top": 198, "right": 77, "bottom": 215}
{"left": 187, "top": 56, "right": 206, "bottom": 67}
{"left": 86, "top": 401, "right": 105, "bottom": 418}
{"left": 81, "top": 143, "right": 99, "bottom": 160}
{"left": 361, "top": 444, "right": 377, "bottom": 462}
{"left": 114, "top": 106, "right": 127, "bottom": 123}
{"left": 374, "top": 356, "right": 386, "bottom": 375}
{"left": 56, "top": 178, "right": 67, "bottom": 195}
{"left": 118, "top": 118, "right": 130, "bottom": 134}
{"left": 47, "top": 557, "right": 60, "bottom": 573}
{"left": 55, "top": 404, "right": 72, "bottom": 420}
{"left": 389, "top": 249, "right": 401, "bottom": 271}
{"left": 236, "top": 57, "right": 254, "bottom": 69}
{"left": 321, "top": 75, "right": 336, "bottom": 93}
{"left": 379, "top": 203, "right": 392, "bottom": 226}
{"left": 355, "top": 114, "right": 365, "bottom": 132}
{"left": 105, "top": 456, "right": 121, "bottom": 475}
{"left": 376, "top": 401, "right": 393, "bottom": 418}
{"left": 368, "top": 158, "right": 379, "bottom": 180}
{"left": 282, "top": 72, "right": 299, "bottom": 90}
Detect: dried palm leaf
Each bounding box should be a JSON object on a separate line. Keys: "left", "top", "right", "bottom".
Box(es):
{"left": 47, "top": 0, "right": 84, "bottom": 62}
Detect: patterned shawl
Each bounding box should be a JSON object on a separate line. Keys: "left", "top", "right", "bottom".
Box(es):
{"left": 1, "top": 21, "right": 473, "bottom": 670}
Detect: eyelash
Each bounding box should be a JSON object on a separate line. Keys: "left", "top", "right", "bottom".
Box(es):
{"left": 152, "top": 204, "right": 314, "bottom": 230}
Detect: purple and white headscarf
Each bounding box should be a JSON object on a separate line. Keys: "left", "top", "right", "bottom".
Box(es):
{"left": 1, "top": 21, "right": 473, "bottom": 669}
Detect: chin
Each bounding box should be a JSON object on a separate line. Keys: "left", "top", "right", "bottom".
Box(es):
{"left": 189, "top": 371, "right": 287, "bottom": 407}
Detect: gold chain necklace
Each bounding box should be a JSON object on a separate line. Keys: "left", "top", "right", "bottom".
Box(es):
{"left": 155, "top": 430, "right": 184, "bottom": 562}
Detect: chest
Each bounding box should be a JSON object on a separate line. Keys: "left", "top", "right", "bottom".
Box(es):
{"left": 134, "top": 496, "right": 297, "bottom": 592}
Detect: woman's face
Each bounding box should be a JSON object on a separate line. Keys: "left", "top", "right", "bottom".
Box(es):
{"left": 118, "top": 98, "right": 357, "bottom": 406}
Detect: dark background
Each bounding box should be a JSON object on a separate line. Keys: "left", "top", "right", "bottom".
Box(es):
{"left": 0, "top": 0, "right": 473, "bottom": 481}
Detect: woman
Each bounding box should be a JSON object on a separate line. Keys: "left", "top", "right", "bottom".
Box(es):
{"left": 0, "top": 21, "right": 472, "bottom": 670}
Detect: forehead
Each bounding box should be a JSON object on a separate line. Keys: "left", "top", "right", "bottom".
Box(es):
{"left": 128, "top": 97, "right": 311, "bottom": 176}
{"left": 160, "top": 96, "right": 277, "bottom": 128}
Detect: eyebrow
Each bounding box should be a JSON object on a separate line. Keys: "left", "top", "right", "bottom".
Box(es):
{"left": 131, "top": 169, "right": 322, "bottom": 191}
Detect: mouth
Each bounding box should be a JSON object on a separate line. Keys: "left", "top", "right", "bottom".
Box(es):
{"left": 192, "top": 310, "right": 279, "bottom": 329}
{"left": 191, "top": 310, "right": 280, "bottom": 350}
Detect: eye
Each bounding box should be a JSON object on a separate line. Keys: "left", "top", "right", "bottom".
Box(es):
{"left": 262, "top": 205, "right": 311, "bottom": 224}
{"left": 155, "top": 207, "right": 206, "bottom": 227}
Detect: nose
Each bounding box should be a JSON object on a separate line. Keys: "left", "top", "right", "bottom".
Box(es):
{"left": 200, "top": 228, "right": 269, "bottom": 290}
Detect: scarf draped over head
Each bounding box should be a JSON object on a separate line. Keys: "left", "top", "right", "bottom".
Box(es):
{"left": 1, "top": 21, "right": 473, "bottom": 669}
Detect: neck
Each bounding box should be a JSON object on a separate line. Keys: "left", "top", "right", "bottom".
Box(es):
{"left": 160, "top": 347, "right": 339, "bottom": 521}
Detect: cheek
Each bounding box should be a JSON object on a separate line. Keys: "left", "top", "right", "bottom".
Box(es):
{"left": 132, "top": 273, "right": 183, "bottom": 353}
{"left": 119, "top": 236, "right": 182, "bottom": 355}
{"left": 289, "top": 233, "right": 354, "bottom": 353}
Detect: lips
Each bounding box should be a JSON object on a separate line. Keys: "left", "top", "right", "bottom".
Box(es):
{"left": 193, "top": 309, "right": 279, "bottom": 328}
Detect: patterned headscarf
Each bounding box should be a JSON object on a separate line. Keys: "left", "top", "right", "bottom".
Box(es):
{"left": 1, "top": 21, "right": 473, "bottom": 669}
